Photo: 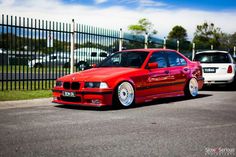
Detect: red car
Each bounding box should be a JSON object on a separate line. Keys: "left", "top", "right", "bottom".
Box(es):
{"left": 52, "top": 49, "right": 204, "bottom": 107}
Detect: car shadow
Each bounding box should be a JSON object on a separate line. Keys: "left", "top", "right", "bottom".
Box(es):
{"left": 202, "top": 83, "right": 236, "bottom": 92}
{"left": 54, "top": 93, "right": 212, "bottom": 111}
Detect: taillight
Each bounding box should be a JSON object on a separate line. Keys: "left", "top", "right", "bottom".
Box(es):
{"left": 227, "top": 65, "right": 233, "bottom": 73}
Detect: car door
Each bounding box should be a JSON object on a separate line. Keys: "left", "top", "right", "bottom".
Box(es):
{"left": 145, "top": 52, "right": 172, "bottom": 97}
{"left": 166, "top": 51, "right": 188, "bottom": 92}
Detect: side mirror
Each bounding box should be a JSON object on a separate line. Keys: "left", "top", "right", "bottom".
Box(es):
{"left": 92, "top": 64, "right": 97, "bottom": 68}
{"left": 148, "top": 62, "right": 158, "bottom": 69}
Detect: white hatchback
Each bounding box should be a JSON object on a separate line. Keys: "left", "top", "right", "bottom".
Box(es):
{"left": 194, "top": 50, "right": 236, "bottom": 85}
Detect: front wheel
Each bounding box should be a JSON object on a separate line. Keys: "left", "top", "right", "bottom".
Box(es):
{"left": 115, "top": 82, "right": 135, "bottom": 107}
{"left": 185, "top": 78, "right": 199, "bottom": 98}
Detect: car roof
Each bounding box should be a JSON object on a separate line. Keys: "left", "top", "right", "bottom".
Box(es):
{"left": 74, "top": 48, "right": 107, "bottom": 53}
{"left": 195, "top": 50, "right": 229, "bottom": 54}
{"left": 121, "top": 48, "right": 175, "bottom": 52}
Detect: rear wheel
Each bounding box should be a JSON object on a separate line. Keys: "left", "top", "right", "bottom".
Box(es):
{"left": 115, "top": 82, "right": 135, "bottom": 108}
{"left": 63, "top": 62, "right": 70, "bottom": 68}
{"left": 185, "top": 78, "right": 199, "bottom": 98}
{"left": 34, "top": 63, "right": 43, "bottom": 68}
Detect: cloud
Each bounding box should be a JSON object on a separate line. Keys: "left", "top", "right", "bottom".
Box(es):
{"left": 0, "top": 0, "right": 236, "bottom": 40}
{"left": 94, "top": 0, "right": 107, "bottom": 4}
{"left": 0, "top": 0, "right": 15, "bottom": 6}
{"left": 139, "top": 0, "right": 167, "bottom": 7}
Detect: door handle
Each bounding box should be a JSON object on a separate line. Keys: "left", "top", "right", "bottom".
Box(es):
{"left": 164, "top": 70, "right": 169, "bottom": 74}
{"left": 183, "top": 68, "right": 189, "bottom": 72}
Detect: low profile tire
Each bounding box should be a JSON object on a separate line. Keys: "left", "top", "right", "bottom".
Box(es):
{"left": 185, "top": 78, "right": 199, "bottom": 98}
{"left": 114, "top": 82, "right": 135, "bottom": 108}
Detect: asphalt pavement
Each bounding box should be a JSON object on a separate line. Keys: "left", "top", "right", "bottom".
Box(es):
{"left": 0, "top": 88, "right": 236, "bottom": 157}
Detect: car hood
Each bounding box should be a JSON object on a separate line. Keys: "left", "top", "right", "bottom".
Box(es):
{"left": 58, "top": 67, "right": 141, "bottom": 82}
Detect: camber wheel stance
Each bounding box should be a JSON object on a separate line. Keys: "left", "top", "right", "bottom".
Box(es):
{"left": 115, "top": 82, "right": 135, "bottom": 107}
{"left": 185, "top": 78, "right": 199, "bottom": 98}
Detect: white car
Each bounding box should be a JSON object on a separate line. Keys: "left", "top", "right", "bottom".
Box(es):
{"left": 28, "top": 48, "right": 108, "bottom": 70}
{"left": 28, "top": 52, "right": 70, "bottom": 68}
{"left": 194, "top": 50, "right": 236, "bottom": 85}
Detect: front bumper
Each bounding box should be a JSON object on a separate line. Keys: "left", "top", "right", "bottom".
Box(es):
{"left": 52, "top": 89, "right": 113, "bottom": 107}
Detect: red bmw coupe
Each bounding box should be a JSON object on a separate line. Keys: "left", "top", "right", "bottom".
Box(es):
{"left": 52, "top": 49, "right": 204, "bottom": 107}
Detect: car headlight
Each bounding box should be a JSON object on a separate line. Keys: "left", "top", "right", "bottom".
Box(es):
{"left": 55, "top": 81, "right": 63, "bottom": 87}
{"left": 85, "top": 82, "right": 108, "bottom": 88}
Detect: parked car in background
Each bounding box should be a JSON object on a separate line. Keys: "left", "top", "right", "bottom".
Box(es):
{"left": 28, "top": 52, "right": 70, "bottom": 68}
{"left": 194, "top": 50, "right": 236, "bottom": 85}
{"left": 74, "top": 48, "right": 108, "bottom": 70}
{"left": 28, "top": 48, "right": 108, "bottom": 70}
{"left": 52, "top": 49, "right": 204, "bottom": 108}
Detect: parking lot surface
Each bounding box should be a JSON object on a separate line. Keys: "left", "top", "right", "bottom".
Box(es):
{"left": 0, "top": 88, "right": 236, "bottom": 157}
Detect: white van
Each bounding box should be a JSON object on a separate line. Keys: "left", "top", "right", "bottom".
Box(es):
{"left": 74, "top": 48, "right": 108, "bottom": 70}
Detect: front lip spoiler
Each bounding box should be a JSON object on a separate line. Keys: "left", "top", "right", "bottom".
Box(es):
{"left": 52, "top": 90, "right": 113, "bottom": 95}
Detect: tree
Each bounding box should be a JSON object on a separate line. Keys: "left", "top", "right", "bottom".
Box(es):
{"left": 128, "top": 18, "right": 157, "bottom": 35}
{"left": 219, "top": 32, "right": 236, "bottom": 51}
{"left": 167, "top": 25, "right": 187, "bottom": 41}
{"left": 193, "top": 22, "right": 222, "bottom": 50}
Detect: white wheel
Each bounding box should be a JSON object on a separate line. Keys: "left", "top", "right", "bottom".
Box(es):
{"left": 117, "top": 82, "right": 134, "bottom": 107}
{"left": 188, "top": 78, "right": 198, "bottom": 97}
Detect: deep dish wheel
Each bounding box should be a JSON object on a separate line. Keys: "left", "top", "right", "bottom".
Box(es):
{"left": 117, "top": 82, "right": 135, "bottom": 107}
{"left": 185, "top": 78, "right": 199, "bottom": 97}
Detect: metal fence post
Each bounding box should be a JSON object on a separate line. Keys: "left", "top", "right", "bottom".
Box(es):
{"left": 234, "top": 46, "right": 236, "bottom": 57}
{"left": 163, "top": 37, "right": 166, "bottom": 49}
{"left": 192, "top": 43, "right": 195, "bottom": 61}
{"left": 144, "top": 33, "right": 148, "bottom": 49}
{"left": 177, "top": 40, "right": 179, "bottom": 51}
{"left": 70, "top": 19, "right": 75, "bottom": 74}
{"left": 119, "top": 28, "right": 123, "bottom": 51}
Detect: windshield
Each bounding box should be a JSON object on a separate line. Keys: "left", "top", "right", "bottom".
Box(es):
{"left": 98, "top": 51, "right": 148, "bottom": 68}
{"left": 194, "top": 52, "right": 231, "bottom": 63}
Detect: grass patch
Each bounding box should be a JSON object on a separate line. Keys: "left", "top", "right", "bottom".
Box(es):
{"left": 0, "top": 90, "right": 52, "bottom": 101}
{"left": 0, "top": 80, "right": 55, "bottom": 90}
{"left": 0, "top": 65, "right": 76, "bottom": 73}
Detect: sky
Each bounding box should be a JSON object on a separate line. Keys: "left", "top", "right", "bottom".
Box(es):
{"left": 1, "top": 0, "right": 236, "bottom": 40}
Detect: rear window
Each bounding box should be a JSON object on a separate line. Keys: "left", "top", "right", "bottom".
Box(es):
{"left": 194, "top": 52, "right": 231, "bottom": 63}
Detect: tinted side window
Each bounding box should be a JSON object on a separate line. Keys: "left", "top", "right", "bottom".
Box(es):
{"left": 100, "top": 52, "right": 107, "bottom": 57}
{"left": 91, "top": 52, "right": 97, "bottom": 57}
{"left": 167, "top": 52, "right": 187, "bottom": 67}
{"left": 149, "top": 52, "right": 167, "bottom": 68}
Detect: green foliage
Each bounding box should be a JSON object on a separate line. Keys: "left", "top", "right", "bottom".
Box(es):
{"left": 219, "top": 32, "right": 236, "bottom": 51}
{"left": 128, "top": 18, "right": 157, "bottom": 35}
{"left": 193, "top": 22, "right": 222, "bottom": 50}
{"left": 0, "top": 33, "right": 70, "bottom": 54}
{"left": 167, "top": 25, "right": 188, "bottom": 41}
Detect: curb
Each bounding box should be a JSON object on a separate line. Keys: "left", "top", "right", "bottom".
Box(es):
{"left": 0, "top": 98, "right": 53, "bottom": 110}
